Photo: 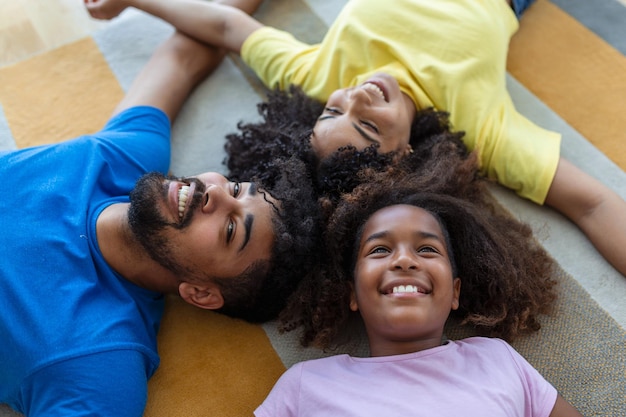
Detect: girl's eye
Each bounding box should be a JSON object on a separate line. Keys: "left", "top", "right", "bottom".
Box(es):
{"left": 227, "top": 220, "right": 235, "bottom": 243}
{"left": 418, "top": 246, "right": 438, "bottom": 254}
{"left": 325, "top": 107, "right": 342, "bottom": 115}
{"left": 233, "top": 182, "right": 241, "bottom": 197}
{"left": 362, "top": 121, "right": 379, "bottom": 133}
{"left": 370, "top": 246, "right": 389, "bottom": 255}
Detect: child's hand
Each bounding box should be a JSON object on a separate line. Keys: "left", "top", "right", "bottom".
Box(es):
{"left": 84, "top": 0, "right": 130, "bottom": 20}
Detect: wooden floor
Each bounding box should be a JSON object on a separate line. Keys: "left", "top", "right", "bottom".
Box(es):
{"left": 0, "top": 0, "right": 107, "bottom": 67}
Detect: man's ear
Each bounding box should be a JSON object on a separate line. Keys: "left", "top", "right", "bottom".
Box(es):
{"left": 451, "top": 278, "right": 461, "bottom": 311}
{"left": 178, "top": 281, "right": 224, "bottom": 310}
{"left": 349, "top": 283, "right": 359, "bottom": 312}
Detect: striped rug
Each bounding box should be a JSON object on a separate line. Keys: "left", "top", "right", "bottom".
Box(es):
{"left": 1, "top": 0, "right": 624, "bottom": 416}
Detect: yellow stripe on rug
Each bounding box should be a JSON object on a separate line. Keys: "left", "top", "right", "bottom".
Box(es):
{"left": 146, "top": 296, "right": 286, "bottom": 417}
{"left": 0, "top": 37, "right": 123, "bottom": 148}
{"left": 508, "top": 0, "right": 626, "bottom": 171}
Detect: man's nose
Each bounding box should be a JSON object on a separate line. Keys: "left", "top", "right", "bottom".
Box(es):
{"left": 201, "top": 185, "right": 238, "bottom": 214}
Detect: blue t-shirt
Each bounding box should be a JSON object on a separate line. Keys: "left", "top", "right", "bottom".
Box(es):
{"left": 0, "top": 106, "right": 170, "bottom": 416}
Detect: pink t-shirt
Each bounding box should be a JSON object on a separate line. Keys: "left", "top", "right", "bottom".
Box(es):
{"left": 255, "top": 337, "right": 557, "bottom": 417}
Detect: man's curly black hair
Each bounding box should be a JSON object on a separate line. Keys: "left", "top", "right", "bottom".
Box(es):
{"left": 280, "top": 167, "right": 558, "bottom": 349}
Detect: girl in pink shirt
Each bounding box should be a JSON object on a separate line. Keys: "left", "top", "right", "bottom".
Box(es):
{"left": 261, "top": 170, "right": 582, "bottom": 417}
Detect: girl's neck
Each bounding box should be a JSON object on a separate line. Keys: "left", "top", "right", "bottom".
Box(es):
{"left": 401, "top": 91, "right": 418, "bottom": 118}
{"left": 368, "top": 336, "right": 444, "bottom": 357}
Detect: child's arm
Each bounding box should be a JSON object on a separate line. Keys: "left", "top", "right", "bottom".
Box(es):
{"left": 548, "top": 394, "right": 583, "bottom": 417}
{"left": 545, "top": 157, "right": 626, "bottom": 277}
{"left": 85, "top": 0, "right": 263, "bottom": 54}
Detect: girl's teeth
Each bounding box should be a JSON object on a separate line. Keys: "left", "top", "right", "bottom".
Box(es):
{"left": 178, "top": 185, "right": 190, "bottom": 218}
{"left": 393, "top": 285, "right": 418, "bottom": 293}
{"left": 363, "top": 83, "right": 385, "bottom": 99}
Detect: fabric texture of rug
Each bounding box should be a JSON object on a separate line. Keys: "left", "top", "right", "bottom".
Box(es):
{"left": 1, "top": 0, "right": 625, "bottom": 416}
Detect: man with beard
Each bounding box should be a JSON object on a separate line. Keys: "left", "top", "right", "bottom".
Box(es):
{"left": 0, "top": 4, "right": 320, "bottom": 416}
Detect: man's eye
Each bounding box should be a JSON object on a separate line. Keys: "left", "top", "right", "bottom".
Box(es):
{"left": 233, "top": 182, "right": 241, "bottom": 197}
{"left": 227, "top": 220, "right": 235, "bottom": 243}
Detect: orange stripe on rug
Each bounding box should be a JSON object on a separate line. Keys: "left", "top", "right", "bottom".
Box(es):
{"left": 0, "top": 37, "right": 123, "bottom": 149}
{"left": 145, "top": 296, "right": 286, "bottom": 417}
{"left": 507, "top": 0, "right": 626, "bottom": 171}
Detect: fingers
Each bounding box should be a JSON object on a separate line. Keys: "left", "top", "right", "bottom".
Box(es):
{"left": 83, "top": 0, "right": 125, "bottom": 21}
{"left": 84, "top": 0, "right": 102, "bottom": 19}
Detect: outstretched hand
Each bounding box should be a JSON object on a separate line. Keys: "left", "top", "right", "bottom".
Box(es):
{"left": 84, "top": 0, "right": 131, "bottom": 20}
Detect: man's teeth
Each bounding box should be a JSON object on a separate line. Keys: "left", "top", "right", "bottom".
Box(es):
{"left": 363, "top": 83, "right": 385, "bottom": 99}
{"left": 392, "top": 285, "right": 421, "bottom": 294}
{"left": 178, "top": 185, "right": 190, "bottom": 218}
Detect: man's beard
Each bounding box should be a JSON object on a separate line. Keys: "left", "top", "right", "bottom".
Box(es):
{"left": 127, "top": 172, "right": 204, "bottom": 278}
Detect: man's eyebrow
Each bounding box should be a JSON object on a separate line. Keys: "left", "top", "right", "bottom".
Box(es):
{"left": 239, "top": 214, "right": 253, "bottom": 252}
{"left": 239, "top": 182, "right": 261, "bottom": 251}
{"left": 352, "top": 123, "right": 378, "bottom": 144}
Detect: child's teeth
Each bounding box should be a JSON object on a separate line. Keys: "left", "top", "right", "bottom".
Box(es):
{"left": 392, "top": 285, "right": 418, "bottom": 293}
{"left": 363, "top": 83, "right": 385, "bottom": 99}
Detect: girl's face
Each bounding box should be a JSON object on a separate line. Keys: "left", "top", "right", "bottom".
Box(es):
{"left": 310, "top": 73, "right": 416, "bottom": 159}
{"left": 351, "top": 204, "right": 461, "bottom": 357}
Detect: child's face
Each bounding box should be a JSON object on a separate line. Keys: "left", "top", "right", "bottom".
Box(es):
{"left": 352, "top": 204, "right": 461, "bottom": 356}
{"left": 310, "top": 73, "right": 416, "bottom": 159}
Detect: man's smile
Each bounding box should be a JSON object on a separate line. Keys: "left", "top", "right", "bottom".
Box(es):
{"left": 168, "top": 180, "right": 196, "bottom": 223}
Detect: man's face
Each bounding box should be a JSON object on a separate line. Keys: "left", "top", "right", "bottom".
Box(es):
{"left": 128, "top": 172, "right": 276, "bottom": 282}
{"left": 310, "top": 73, "right": 415, "bottom": 159}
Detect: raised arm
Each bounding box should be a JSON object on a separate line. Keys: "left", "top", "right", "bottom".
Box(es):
{"left": 108, "top": 0, "right": 263, "bottom": 119}
{"left": 545, "top": 157, "right": 626, "bottom": 277}
{"left": 112, "top": 30, "right": 217, "bottom": 120}
{"left": 85, "top": 0, "right": 263, "bottom": 53}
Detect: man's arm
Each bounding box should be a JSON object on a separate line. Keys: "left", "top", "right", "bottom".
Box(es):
{"left": 85, "top": 0, "right": 263, "bottom": 54}
{"left": 110, "top": 0, "right": 264, "bottom": 120}
{"left": 112, "top": 30, "right": 219, "bottom": 120}
{"left": 545, "top": 157, "right": 626, "bottom": 277}
{"left": 22, "top": 350, "right": 151, "bottom": 417}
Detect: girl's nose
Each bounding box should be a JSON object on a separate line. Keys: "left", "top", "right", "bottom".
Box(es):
{"left": 391, "top": 247, "right": 419, "bottom": 271}
{"left": 349, "top": 87, "right": 373, "bottom": 105}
